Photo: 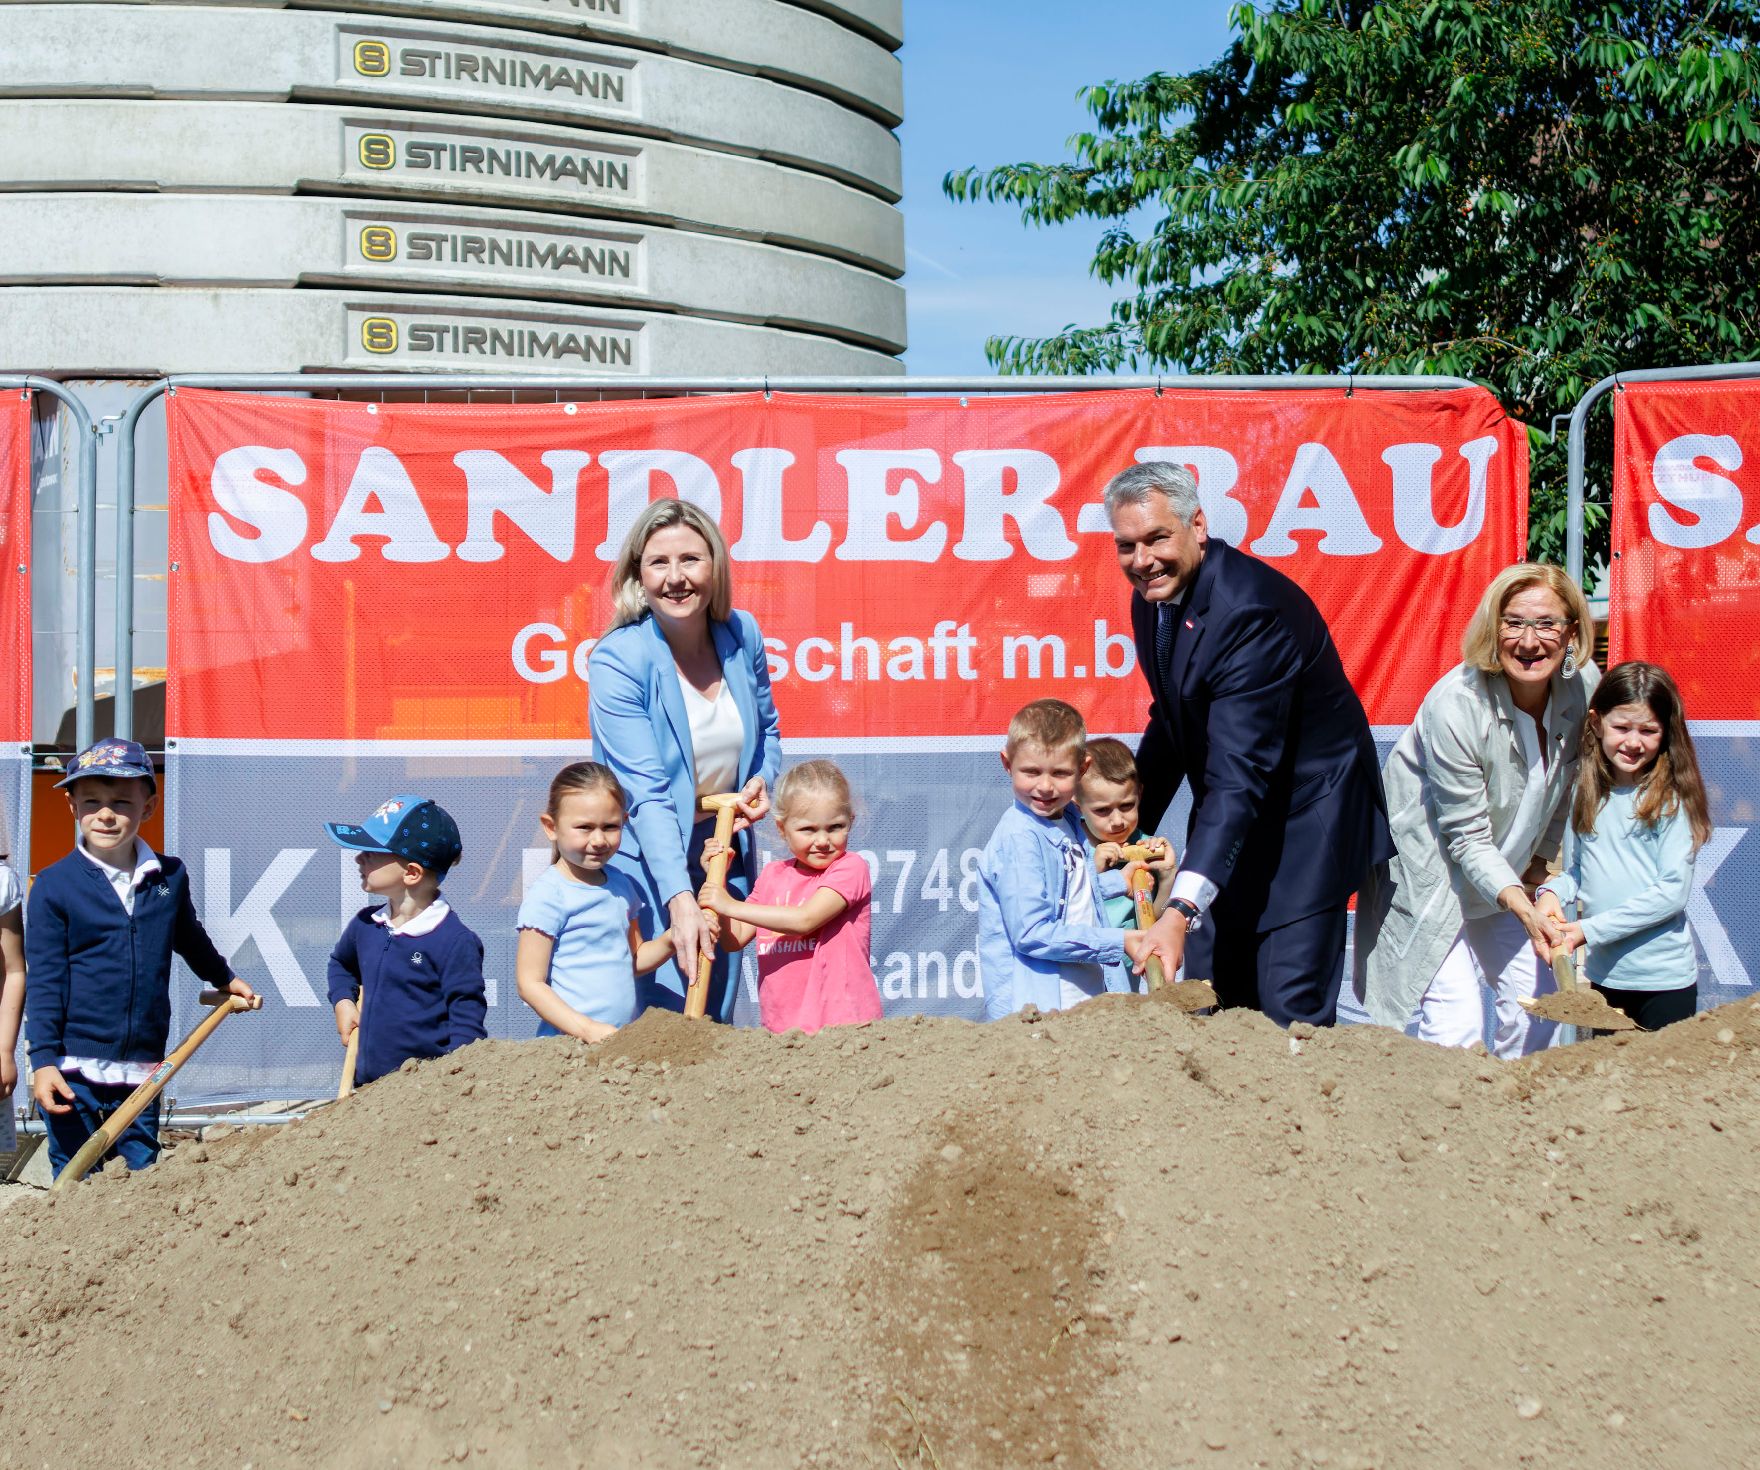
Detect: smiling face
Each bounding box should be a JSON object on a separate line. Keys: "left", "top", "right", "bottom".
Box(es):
{"left": 1077, "top": 771, "right": 1142, "bottom": 845}
{"left": 1597, "top": 701, "right": 1664, "bottom": 786}
{"left": 1496, "top": 584, "right": 1574, "bottom": 700}
{"left": 1110, "top": 493, "right": 1208, "bottom": 605}
{"left": 777, "top": 790, "right": 852, "bottom": 871}
{"left": 638, "top": 523, "right": 716, "bottom": 632}
{"left": 66, "top": 776, "right": 155, "bottom": 864}
{"left": 1002, "top": 740, "right": 1088, "bottom": 821}
{"left": 541, "top": 786, "right": 626, "bottom": 876}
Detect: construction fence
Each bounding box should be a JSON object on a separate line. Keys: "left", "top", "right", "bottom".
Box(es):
{"left": 4, "top": 365, "right": 1759, "bottom": 1104}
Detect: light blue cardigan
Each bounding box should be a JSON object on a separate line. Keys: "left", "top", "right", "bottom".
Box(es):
{"left": 588, "top": 609, "right": 783, "bottom": 1019}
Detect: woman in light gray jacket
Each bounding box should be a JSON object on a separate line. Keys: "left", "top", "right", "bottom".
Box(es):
{"left": 1354, "top": 564, "right": 1598, "bottom": 1057}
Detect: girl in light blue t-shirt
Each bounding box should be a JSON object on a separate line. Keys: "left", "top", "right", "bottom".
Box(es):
{"left": 1536, "top": 662, "right": 1712, "bottom": 1032}
{"left": 516, "top": 763, "right": 677, "bottom": 1043}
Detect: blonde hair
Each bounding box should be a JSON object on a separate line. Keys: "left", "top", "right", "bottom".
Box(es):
{"left": 1006, "top": 698, "right": 1087, "bottom": 757}
{"left": 774, "top": 760, "right": 854, "bottom": 821}
{"left": 1459, "top": 563, "right": 1594, "bottom": 673}
{"left": 607, "top": 498, "right": 733, "bottom": 631}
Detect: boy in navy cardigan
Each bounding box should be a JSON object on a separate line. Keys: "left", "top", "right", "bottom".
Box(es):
{"left": 326, "top": 795, "right": 487, "bottom": 1089}
{"left": 25, "top": 738, "right": 257, "bottom": 1177}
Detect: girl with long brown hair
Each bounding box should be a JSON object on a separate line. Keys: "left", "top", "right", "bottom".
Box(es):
{"left": 1535, "top": 662, "right": 1711, "bottom": 1031}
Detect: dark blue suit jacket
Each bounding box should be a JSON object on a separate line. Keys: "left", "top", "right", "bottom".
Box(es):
{"left": 1133, "top": 539, "right": 1393, "bottom": 933}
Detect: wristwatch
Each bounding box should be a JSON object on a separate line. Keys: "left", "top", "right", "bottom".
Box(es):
{"left": 1167, "top": 897, "right": 1202, "bottom": 932}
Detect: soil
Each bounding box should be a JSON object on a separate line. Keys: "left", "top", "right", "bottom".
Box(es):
{"left": 1154, "top": 980, "right": 1220, "bottom": 1013}
{"left": 2, "top": 996, "right": 1759, "bottom": 1468}
{"left": 1520, "top": 990, "right": 1639, "bottom": 1030}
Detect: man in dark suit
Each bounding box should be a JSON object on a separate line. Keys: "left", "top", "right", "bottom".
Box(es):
{"left": 1110, "top": 462, "right": 1394, "bottom": 1026}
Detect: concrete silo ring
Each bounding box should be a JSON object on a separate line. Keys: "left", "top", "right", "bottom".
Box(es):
{"left": 0, "top": 286, "right": 904, "bottom": 375}
{"left": 0, "top": 6, "right": 902, "bottom": 200}
{"left": 67, "top": 0, "right": 907, "bottom": 124}
{"left": 0, "top": 193, "right": 907, "bottom": 351}
{"left": 0, "top": 101, "right": 904, "bottom": 276}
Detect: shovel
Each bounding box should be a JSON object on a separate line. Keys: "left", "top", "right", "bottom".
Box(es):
{"left": 1518, "top": 947, "right": 1637, "bottom": 1033}
{"left": 53, "top": 990, "right": 263, "bottom": 1189}
{"left": 1119, "top": 844, "right": 1218, "bottom": 1013}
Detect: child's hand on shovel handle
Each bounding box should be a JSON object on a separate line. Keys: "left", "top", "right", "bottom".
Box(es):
{"left": 334, "top": 998, "right": 360, "bottom": 1044}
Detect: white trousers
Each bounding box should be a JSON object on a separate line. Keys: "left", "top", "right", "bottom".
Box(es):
{"left": 1417, "top": 910, "right": 1563, "bottom": 1059}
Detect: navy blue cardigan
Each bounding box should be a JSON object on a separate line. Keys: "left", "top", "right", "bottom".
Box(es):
{"left": 25, "top": 849, "right": 232, "bottom": 1066}
{"left": 327, "top": 906, "right": 487, "bottom": 1087}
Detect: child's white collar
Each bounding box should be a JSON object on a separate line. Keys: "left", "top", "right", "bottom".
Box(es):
{"left": 370, "top": 896, "right": 451, "bottom": 936}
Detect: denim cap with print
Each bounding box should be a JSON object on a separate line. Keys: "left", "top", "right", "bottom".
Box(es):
{"left": 55, "top": 737, "right": 157, "bottom": 792}
{"left": 324, "top": 795, "right": 463, "bottom": 875}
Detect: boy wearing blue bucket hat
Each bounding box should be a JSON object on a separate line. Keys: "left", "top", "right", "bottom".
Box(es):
{"left": 325, "top": 795, "right": 487, "bottom": 1089}
{"left": 25, "top": 738, "right": 258, "bottom": 1177}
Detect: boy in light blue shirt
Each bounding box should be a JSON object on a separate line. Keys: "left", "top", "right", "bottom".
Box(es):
{"left": 978, "top": 700, "right": 1152, "bottom": 1019}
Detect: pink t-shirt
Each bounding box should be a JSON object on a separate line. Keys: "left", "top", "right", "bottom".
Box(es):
{"left": 750, "top": 851, "right": 881, "bottom": 1035}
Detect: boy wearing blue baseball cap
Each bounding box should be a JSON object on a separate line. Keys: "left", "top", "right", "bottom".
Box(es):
{"left": 325, "top": 795, "right": 487, "bottom": 1089}
{"left": 25, "top": 738, "right": 258, "bottom": 1177}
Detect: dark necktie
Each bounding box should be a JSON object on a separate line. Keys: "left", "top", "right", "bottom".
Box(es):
{"left": 1155, "top": 603, "right": 1175, "bottom": 672}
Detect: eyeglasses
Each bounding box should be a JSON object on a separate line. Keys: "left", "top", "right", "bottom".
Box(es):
{"left": 1499, "top": 615, "right": 1571, "bottom": 640}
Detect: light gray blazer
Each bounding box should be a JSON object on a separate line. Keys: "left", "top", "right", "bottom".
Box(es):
{"left": 1353, "top": 661, "right": 1599, "bottom": 1028}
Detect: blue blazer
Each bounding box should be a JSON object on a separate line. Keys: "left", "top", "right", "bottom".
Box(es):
{"left": 588, "top": 609, "right": 783, "bottom": 1016}
{"left": 1133, "top": 539, "right": 1394, "bottom": 932}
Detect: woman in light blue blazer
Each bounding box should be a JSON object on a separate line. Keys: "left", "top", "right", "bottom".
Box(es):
{"left": 588, "top": 497, "right": 781, "bottom": 1021}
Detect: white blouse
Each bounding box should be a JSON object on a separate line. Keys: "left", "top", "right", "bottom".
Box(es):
{"left": 676, "top": 668, "right": 745, "bottom": 800}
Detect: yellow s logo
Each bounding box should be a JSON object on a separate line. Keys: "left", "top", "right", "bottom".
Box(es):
{"left": 359, "top": 226, "right": 398, "bottom": 262}
{"left": 360, "top": 317, "right": 399, "bottom": 353}
{"left": 353, "top": 40, "right": 392, "bottom": 77}
{"left": 357, "top": 133, "right": 396, "bottom": 170}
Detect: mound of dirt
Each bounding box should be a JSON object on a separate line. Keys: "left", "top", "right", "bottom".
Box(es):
{"left": 3, "top": 997, "right": 1759, "bottom": 1468}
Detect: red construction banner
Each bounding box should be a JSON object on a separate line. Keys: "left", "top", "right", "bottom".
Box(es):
{"left": 165, "top": 386, "right": 1527, "bottom": 739}
{"left": 1611, "top": 380, "right": 1760, "bottom": 718}
{"left": 0, "top": 392, "right": 29, "bottom": 744}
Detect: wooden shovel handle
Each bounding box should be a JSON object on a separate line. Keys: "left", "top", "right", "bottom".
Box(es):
{"left": 686, "top": 794, "right": 744, "bottom": 1020}
{"left": 1551, "top": 947, "right": 1580, "bottom": 994}
{"left": 1126, "top": 866, "right": 1165, "bottom": 992}
{"left": 53, "top": 991, "right": 259, "bottom": 1190}
{"left": 338, "top": 989, "right": 363, "bottom": 1101}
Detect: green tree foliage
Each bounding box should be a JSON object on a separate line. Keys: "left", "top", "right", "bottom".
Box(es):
{"left": 944, "top": 0, "right": 1760, "bottom": 571}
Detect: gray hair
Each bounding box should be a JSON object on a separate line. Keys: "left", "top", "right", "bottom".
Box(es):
{"left": 1102, "top": 462, "right": 1201, "bottom": 526}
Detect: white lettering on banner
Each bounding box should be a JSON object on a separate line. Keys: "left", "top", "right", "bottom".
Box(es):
{"left": 512, "top": 621, "right": 597, "bottom": 682}
{"left": 454, "top": 450, "right": 593, "bottom": 562}
{"left": 878, "top": 949, "right": 983, "bottom": 1002}
{"left": 728, "top": 449, "right": 831, "bottom": 562}
{"left": 201, "top": 848, "right": 320, "bottom": 1006}
{"left": 764, "top": 622, "right": 980, "bottom": 685}
{"left": 1094, "top": 619, "right": 1136, "bottom": 678}
{"left": 1004, "top": 633, "right": 1065, "bottom": 679}
{"left": 199, "top": 437, "right": 1511, "bottom": 565}
{"left": 593, "top": 450, "right": 722, "bottom": 558}
{"left": 833, "top": 449, "right": 947, "bottom": 562}
{"left": 210, "top": 447, "right": 310, "bottom": 562}
{"left": 1385, "top": 436, "right": 1499, "bottom": 555}
{"left": 1690, "top": 827, "right": 1753, "bottom": 990}
{"left": 1105, "top": 446, "right": 1251, "bottom": 545}
{"left": 858, "top": 847, "right": 983, "bottom": 914}
{"left": 1252, "top": 443, "right": 1384, "bottom": 557}
{"left": 950, "top": 450, "right": 1077, "bottom": 561}
{"left": 1649, "top": 434, "right": 1747, "bottom": 549}
{"left": 311, "top": 447, "right": 450, "bottom": 562}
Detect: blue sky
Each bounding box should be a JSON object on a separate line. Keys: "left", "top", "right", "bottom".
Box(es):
{"left": 897, "top": 1, "right": 1239, "bottom": 374}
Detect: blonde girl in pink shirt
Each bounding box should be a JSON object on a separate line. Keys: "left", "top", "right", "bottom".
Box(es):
{"left": 700, "top": 760, "right": 881, "bottom": 1034}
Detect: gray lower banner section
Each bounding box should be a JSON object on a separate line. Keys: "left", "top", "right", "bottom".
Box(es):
{"left": 158, "top": 734, "right": 1759, "bottom": 1106}
{"left": 163, "top": 745, "right": 1040, "bottom": 1104}
{"left": 2, "top": 751, "right": 27, "bottom": 1129}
